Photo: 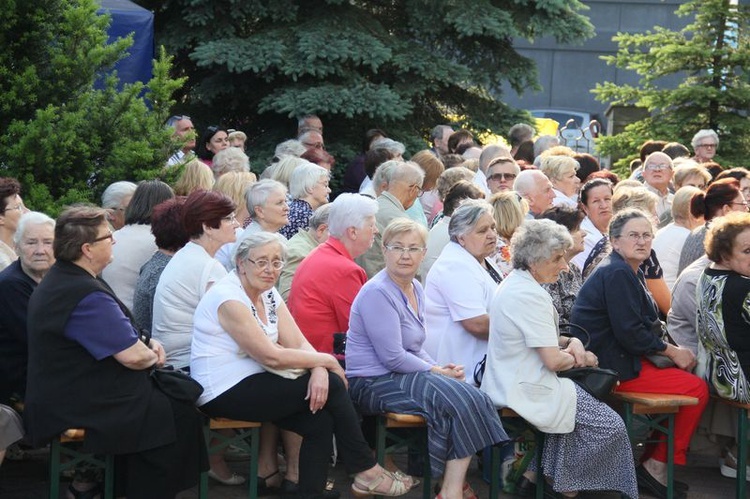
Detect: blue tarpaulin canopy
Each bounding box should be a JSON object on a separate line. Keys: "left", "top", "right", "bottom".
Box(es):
{"left": 97, "top": 0, "right": 154, "bottom": 86}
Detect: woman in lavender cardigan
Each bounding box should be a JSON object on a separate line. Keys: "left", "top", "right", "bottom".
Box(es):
{"left": 346, "top": 218, "right": 508, "bottom": 499}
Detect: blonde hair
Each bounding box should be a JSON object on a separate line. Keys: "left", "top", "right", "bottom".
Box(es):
{"left": 411, "top": 150, "right": 445, "bottom": 191}
{"left": 490, "top": 191, "right": 528, "bottom": 240}
{"left": 436, "top": 166, "right": 475, "bottom": 201}
{"left": 270, "top": 155, "right": 306, "bottom": 187}
{"left": 382, "top": 217, "right": 428, "bottom": 248}
{"left": 214, "top": 171, "right": 257, "bottom": 210}
{"left": 673, "top": 165, "right": 711, "bottom": 190}
{"left": 671, "top": 186, "right": 701, "bottom": 222}
{"left": 212, "top": 147, "right": 250, "bottom": 177}
{"left": 540, "top": 155, "right": 578, "bottom": 182}
{"left": 612, "top": 186, "right": 658, "bottom": 215}
{"left": 173, "top": 159, "right": 214, "bottom": 196}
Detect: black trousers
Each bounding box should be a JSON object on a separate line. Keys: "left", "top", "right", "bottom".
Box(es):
{"left": 201, "top": 371, "right": 376, "bottom": 493}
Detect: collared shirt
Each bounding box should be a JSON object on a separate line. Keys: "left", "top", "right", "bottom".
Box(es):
{"left": 645, "top": 183, "right": 674, "bottom": 219}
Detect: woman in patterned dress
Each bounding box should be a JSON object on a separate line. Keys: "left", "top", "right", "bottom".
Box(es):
{"left": 696, "top": 211, "right": 750, "bottom": 476}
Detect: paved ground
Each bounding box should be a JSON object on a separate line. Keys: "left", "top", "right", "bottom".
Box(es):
{"left": 0, "top": 444, "right": 740, "bottom": 499}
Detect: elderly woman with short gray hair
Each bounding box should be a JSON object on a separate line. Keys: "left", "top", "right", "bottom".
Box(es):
{"left": 280, "top": 162, "right": 330, "bottom": 239}
{"left": 541, "top": 155, "right": 581, "bottom": 208}
{"left": 424, "top": 200, "right": 502, "bottom": 385}
{"left": 191, "top": 232, "right": 414, "bottom": 499}
{"left": 482, "top": 219, "right": 638, "bottom": 499}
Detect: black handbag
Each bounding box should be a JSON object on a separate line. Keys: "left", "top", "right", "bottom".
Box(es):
{"left": 150, "top": 367, "right": 204, "bottom": 404}
{"left": 645, "top": 319, "right": 677, "bottom": 368}
{"left": 558, "top": 323, "right": 620, "bottom": 400}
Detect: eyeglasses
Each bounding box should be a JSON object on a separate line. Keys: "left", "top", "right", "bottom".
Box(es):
{"left": 644, "top": 163, "right": 672, "bottom": 172}
{"left": 731, "top": 201, "right": 749, "bottom": 210}
{"left": 487, "top": 173, "right": 517, "bottom": 182}
{"left": 245, "top": 258, "right": 285, "bottom": 271}
{"left": 410, "top": 184, "right": 424, "bottom": 195}
{"left": 222, "top": 213, "right": 238, "bottom": 224}
{"left": 2, "top": 203, "right": 25, "bottom": 214}
{"left": 91, "top": 231, "right": 114, "bottom": 244}
{"left": 618, "top": 232, "right": 653, "bottom": 242}
{"left": 302, "top": 141, "right": 324, "bottom": 150}
{"left": 697, "top": 143, "right": 718, "bottom": 149}
{"left": 384, "top": 245, "right": 426, "bottom": 256}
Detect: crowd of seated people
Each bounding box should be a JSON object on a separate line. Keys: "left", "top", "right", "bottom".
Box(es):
{"left": 5, "top": 118, "right": 750, "bottom": 499}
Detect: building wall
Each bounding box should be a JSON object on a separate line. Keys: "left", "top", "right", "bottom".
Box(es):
{"left": 501, "top": 0, "right": 690, "bottom": 118}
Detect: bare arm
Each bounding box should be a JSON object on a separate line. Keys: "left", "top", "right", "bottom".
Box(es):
{"left": 536, "top": 346, "right": 576, "bottom": 372}
{"left": 459, "top": 314, "right": 489, "bottom": 340}
{"left": 646, "top": 276, "right": 671, "bottom": 317}
{"left": 113, "top": 340, "right": 158, "bottom": 370}
{"left": 217, "top": 300, "right": 339, "bottom": 372}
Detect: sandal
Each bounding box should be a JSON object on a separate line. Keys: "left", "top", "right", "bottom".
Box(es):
{"left": 352, "top": 469, "right": 411, "bottom": 497}
{"left": 462, "top": 482, "right": 478, "bottom": 499}
{"left": 67, "top": 483, "right": 102, "bottom": 499}
{"left": 257, "top": 470, "right": 282, "bottom": 495}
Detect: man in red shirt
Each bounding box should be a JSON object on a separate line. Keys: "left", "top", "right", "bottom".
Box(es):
{"left": 288, "top": 193, "right": 379, "bottom": 354}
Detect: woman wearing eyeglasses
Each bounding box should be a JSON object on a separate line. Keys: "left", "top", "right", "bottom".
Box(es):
{"left": 25, "top": 205, "right": 207, "bottom": 498}
{"left": 571, "top": 209, "right": 708, "bottom": 499}
{"left": 347, "top": 218, "right": 508, "bottom": 499}
{"left": 0, "top": 177, "right": 29, "bottom": 271}
{"left": 191, "top": 232, "right": 414, "bottom": 499}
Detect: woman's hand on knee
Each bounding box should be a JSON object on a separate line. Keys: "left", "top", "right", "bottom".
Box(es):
{"left": 306, "top": 367, "right": 330, "bottom": 413}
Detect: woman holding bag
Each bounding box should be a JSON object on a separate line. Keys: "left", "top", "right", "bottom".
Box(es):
{"left": 482, "top": 218, "right": 637, "bottom": 499}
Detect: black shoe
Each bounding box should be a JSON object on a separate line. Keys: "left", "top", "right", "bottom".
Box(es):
{"left": 515, "top": 477, "right": 561, "bottom": 498}
{"left": 280, "top": 479, "right": 341, "bottom": 499}
{"left": 257, "top": 470, "right": 281, "bottom": 496}
{"left": 635, "top": 464, "right": 687, "bottom": 499}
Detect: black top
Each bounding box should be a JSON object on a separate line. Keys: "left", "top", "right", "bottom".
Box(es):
{"left": 25, "top": 260, "right": 175, "bottom": 454}
{"left": 571, "top": 251, "right": 667, "bottom": 381}
{"left": 0, "top": 260, "right": 36, "bottom": 405}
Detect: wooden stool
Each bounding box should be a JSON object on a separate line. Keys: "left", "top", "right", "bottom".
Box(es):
{"left": 49, "top": 429, "right": 115, "bottom": 499}
{"left": 487, "top": 408, "right": 545, "bottom": 499}
{"left": 199, "top": 417, "right": 262, "bottom": 499}
{"left": 710, "top": 395, "right": 750, "bottom": 499}
{"left": 612, "top": 391, "right": 699, "bottom": 499}
{"left": 374, "top": 413, "right": 431, "bottom": 499}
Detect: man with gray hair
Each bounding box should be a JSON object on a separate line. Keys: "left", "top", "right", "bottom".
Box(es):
{"left": 0, "top": 211, "right": 55, "bottom": 406}
{"left": 357, "top": 161, "right": 425, "bottom": 278}
{"left": 101, "top": 181, "right": 137, "bottom": 230}
{"left": 533, "top": 134, "right": 560, "bottom": 161}
{"left": 298, "top": 129, "right": 324, "bottom": 152}
{"left": 288, "top": 193, "right": 378, "bottom": 354}
{"left": 508, "top": 123, "right": 535, "bottom": 156}
{"left": 430, "top": 125, "right": 453, "bottom": 158}
{"left": 278, "top": 204, "right": 331, "bottom": 301}
{"left": 691, "top": 129, "right": 719, "bottom": 163}
{"left": 297, "top": 114, "right": 323, "bottom": 136}
{"left": 165, "top": 115, "right": 196, "bottom": 167}
{"left": 514, "top": 170, "right": 555, "bottom": 218}
{"left": 642, "top": 151, "right": 675, "bottom": 223}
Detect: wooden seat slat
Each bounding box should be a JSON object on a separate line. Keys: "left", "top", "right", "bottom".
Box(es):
{"left": 612, "top": 392, "right": 699, "bottom": 409}
{"left": 382, "top": 413, "right": 425, "bottom": 427}
{"left": 710, "top": 394, "right": 750, "bottom": 410}
{"left": 209, "top": 418, "right": 261, "bottom": 430}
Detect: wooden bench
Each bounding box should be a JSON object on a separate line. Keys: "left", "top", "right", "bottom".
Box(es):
{"left": 199, "top": 417, "right": 262, "bottom": 499}
{"left": 710, "top": 395, "right": 750, "bottom": 499}
{"left": 375, "top": 413, "right": 431, "bottom": 499}
{"left": 612, "top": 391, "right": 699, "bottom": 499}
{"left": 49, "top": 428, "right": 115, "bottom": 499}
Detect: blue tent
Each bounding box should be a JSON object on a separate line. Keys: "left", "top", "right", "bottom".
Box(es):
{"left": 97, "top": 0, "right": 154, "bottom": 86}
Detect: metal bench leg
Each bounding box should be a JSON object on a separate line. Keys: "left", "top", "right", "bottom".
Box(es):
{"left": 50, "top": 438, "right": 61, "bottom": 499}
{"left": 535, "top": 432, "right": 544, "bottom": 499}
{"left": 489, "top": 445, "right": 500, "bottom": 499}
{"left": 248, "top": 426, "right": 260, "bottom": 499}
{"left": 666, "top": 414, "right": 674, "bottom": 499}
{"left": 421, "top": 429, "right": 431, "bottom": 499}
{"left": 199, "top": 422, "right": 210, "bottom": 499}
{"left": 103, "top": 454, "right": 115, "bottom": 499}
{"left": 737, "top": 407, "right": 748, "bottom": 499}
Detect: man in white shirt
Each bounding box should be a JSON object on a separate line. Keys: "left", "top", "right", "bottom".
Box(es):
{"left": 165, "top": 115, "right": 196, "bottom": 167}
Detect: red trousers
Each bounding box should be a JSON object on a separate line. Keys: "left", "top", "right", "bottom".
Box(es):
{"left": 615, "top": 359, "right": 708, "bottom": 465}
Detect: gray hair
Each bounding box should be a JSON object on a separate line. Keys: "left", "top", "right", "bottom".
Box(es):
{"left": 508, "top": 123, "right": 535, "bottom": 147}
{"left": 270, "top": 155, "right": 306, "bottom": 186}
{"left": 274, "top": 139, "right": 306, "bottom": 160}
{"left": 533, "top": 135, "right": 560, "bottom": 159}
{"left": 14, "top": 211, "right": 56, "bottom": 246}
{"left": 212, "top": 147, "right": 250, "bottom": 176}
{"left": 513, "top": 169, "right": 547, "bottom": 197}
{"left": 327, "top": 193, "right": 379, "bottom": 238}
{"left": 430, "top": 125, "right": 453, "bottom": 142}
{"left": 387, "top": 161, "right": 425, "bottom": 186}
{"left": 691, "top": 129, "right": 719, "bottom": 149}
{"left": 289, "top": 161, "right": 329, "bottom": 200}
{"left": 448, "top": 199, "right": 494, "bottom": 242}
{"left": 245, "top": 179, "right": 287, "bottom": 216}
{"left": 510, "top": 219, "right": 573, "bottom": 270}
{"left": 233, "top": 232, "right": 287, "bottom": 267}
{"left": 371, "top": 137, "right": 406, "bottom": 157}
{"left": 608, "top": 208, "right": 653, "bottom": 240}
{"left": 371, "top": 160, "right": 401, "bottom": 197}
{"left": 309, "top": 203, "right": 332, "bottom": 231}
{"left": 101, "top": 181, "right": 137, "bottom": 209}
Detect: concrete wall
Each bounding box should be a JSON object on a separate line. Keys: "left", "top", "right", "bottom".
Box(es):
{"left": 501, "top": 0, "right": 691, "bottom": 118}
